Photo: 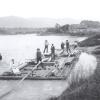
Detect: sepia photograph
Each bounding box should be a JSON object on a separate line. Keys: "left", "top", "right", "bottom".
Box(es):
{"left": 0, "top": 0, "right": 100, "bottom": 100}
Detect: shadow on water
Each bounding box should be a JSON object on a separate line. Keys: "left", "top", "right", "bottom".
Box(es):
{"left": 0, "top": 62, "right": 68, "bottom": 100}
{"left": 0, "top": 80, "right": 68, "bottom": 100}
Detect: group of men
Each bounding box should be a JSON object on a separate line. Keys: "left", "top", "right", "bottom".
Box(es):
{"left": 36, "top": 39, "right": 78, "bottom": 64}
{"left": 36, "top": 40, "right": 55, "bottom": 63}
{"left": 9, "top": 40, "right": 55, "bottom": 74}
{"left": 10, "top": 40, "right": 78, "bottom": 68}
{"left": 61, "top": 40, "right": 71, "bottom": 54}
{"left": 9, "top": 39, "right": 78, "bottom": 74}
{"left": 61, "top": 40, "right": 78, "bottom": 53}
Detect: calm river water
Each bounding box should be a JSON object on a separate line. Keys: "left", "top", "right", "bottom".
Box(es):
{"left": 0, "top": 34, "right": 86, "bottom": 100}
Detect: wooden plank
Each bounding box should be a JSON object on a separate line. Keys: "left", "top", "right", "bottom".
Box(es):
{"left": 42, "top": 62, "right": 55, "bottom": 66}
{"left": 0, "top": 75, "right": 66, "bottom": 80}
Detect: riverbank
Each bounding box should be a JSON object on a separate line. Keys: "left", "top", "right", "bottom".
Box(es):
{"left": 38, "top": 31, "right": 88, "bottom": 37}
{"left": 78, "top": 34, "right": 100, "bottom": 47}
{"left": 0, "top": 27, "right": 100, "bottom": 37}
{"left": 49, "top": 50, "right": 100, "bottom": 100}
{"left": 49, "top": 35, "right": 100, "bottom": 100}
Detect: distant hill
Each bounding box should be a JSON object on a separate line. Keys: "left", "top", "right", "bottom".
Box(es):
{"left": 0, "top": 16, "right": 80, "bottom": 28}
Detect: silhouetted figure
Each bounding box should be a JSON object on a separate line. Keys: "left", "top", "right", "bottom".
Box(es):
{"left": 66, "top": 40, "right": 71, "bottom": 54}
{"left": 0, "top": 53, "right": 2, "bottom": 61}
{"left": 36, "top": 48, "right": 42, "bottom": 63}
{"left": 73, "top": 41, "right": 78, "bottom": 49}
{"left": 61, "top": 42, "right": 65, "bottom": 51}
{"left": 43, "top": 40, "right": 49, "bottom": 53}
{"left": 51, "top": 44, "right": 55, "bottom": 61}
{"left": 36, "top": 48, "right": 44, "bottom": 69}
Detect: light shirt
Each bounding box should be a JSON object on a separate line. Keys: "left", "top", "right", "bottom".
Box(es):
{"left": 45, "top": 41, "right": 49, "bottom": 46}
{"left": 10, "top": 60, "right": 20, "bottom": 74}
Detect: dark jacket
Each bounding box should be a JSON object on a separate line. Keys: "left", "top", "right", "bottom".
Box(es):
{"left": 66, "top": 41, "right": 69, "bottom": 48}
{"left": 61, "top": 42, "right": 65, "bottom": 49}
{"left": 0, "top": 54, "right": 2, "bottom": 60}
{"left": 51, "top": 46, "right": 55, "bottom": 54}
{"left": 36, "top": 51, "right": 42, "bottom": 58}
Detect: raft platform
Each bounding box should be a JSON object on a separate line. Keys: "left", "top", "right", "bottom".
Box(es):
{"left": 0, "top": 52, "right": 76, "bottom": 80}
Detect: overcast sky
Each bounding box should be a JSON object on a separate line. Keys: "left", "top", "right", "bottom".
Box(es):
{"left": 0, "top": 0, "right": 100, "bottom": 20}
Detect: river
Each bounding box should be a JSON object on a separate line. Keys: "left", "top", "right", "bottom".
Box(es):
{"left": 0, "top": 34, "right": 86, "bottom": 100}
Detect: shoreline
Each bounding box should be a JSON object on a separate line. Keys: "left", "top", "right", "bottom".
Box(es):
{"left": 0, "top": 33, "right": 87, "bottom": 38}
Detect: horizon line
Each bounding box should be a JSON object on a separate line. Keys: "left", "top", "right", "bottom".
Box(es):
{"left": 0, "top": 15, "right": 99, "bottom": 22}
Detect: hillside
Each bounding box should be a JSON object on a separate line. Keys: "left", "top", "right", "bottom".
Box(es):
{"left": 0, "top": 16, "right": 79, "bottom": 28}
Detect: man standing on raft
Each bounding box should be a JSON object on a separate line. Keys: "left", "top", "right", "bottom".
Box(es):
{"left": 51, "top": 44, "right": 55, "bottom": 61}
{"left": 36, "top": 48, "right": 42, "bottom": 63}
{"left": 61, "top": 42, "right": 65, "bottom": 52}
{"left": 43, "top": 40, "right": 49, "bottom": 53}
{"left": 66, "top": 40, "right": 71, "bottom": 54}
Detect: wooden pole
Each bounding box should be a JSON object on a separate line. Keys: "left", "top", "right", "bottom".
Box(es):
{"left": 0, "top": 58, "right": 48, "bottom": 99}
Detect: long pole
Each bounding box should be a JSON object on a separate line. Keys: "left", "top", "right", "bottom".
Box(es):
{"left": 0, "top": 58, "right": 47, "bottom": 99}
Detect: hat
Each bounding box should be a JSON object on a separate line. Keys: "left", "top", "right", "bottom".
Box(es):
{"left": 37, "top": 48, "right": 40, "bottom": 50}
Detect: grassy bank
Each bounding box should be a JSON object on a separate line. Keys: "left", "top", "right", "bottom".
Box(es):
{"left": 49, "top": 54, "right": 100, "bottom": 100}
{"left": 49, "top": 35, "right": 100, "bottom": 100}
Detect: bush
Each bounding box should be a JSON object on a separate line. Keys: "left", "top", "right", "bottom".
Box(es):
{"left": 79, "top": 34, "right": 100, "bottom": 47}
{"left": 49, "top": 66, "right": 100, "bottom": 100}
{"left": 49, "top": 54, "right": 100, "bottom": 100}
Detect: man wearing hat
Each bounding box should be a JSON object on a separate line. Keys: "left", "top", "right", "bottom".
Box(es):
{"left": 36, "top": 48, "right": 42, "bottom": 63}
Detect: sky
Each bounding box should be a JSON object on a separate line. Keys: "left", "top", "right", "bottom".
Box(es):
{"left": 0, "top": 0, "right": 100, "bottom": 21}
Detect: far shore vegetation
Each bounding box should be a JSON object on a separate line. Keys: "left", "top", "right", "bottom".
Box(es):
{"left": 0, "top": 20, "right": 100, "bottom": 37}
